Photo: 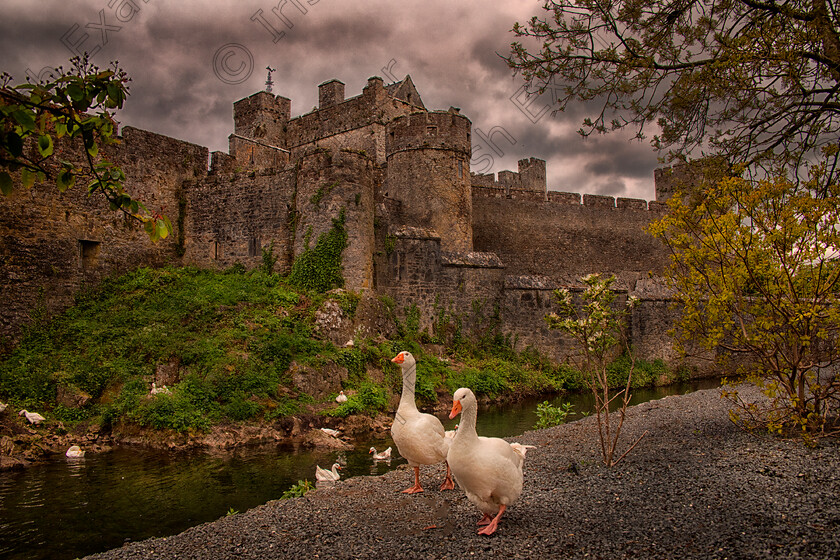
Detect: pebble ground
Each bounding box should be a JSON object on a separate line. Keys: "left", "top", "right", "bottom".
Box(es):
{"left": 84, "top": 385, "right": 840, "bottom": 560}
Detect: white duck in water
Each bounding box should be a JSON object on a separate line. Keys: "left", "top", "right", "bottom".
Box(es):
{"left": 315, "top": 463, "right": 342, "bottom": 482}
{"left": 447, "top": 387, "right": 534, "bottom": 535}
{"left": 390, "top": 351, "right": 454, "bottom": 493}
{"left": 18, "top": 410, "right": 46, "bottom": 425}
{"left": 65, "top": 445, "right": 85, "bottom": 458}
{"left": 369, "top": 446, "right": 392, "bottom": 461}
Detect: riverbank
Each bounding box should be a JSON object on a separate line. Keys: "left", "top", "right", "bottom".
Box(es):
{"left": 83, "top": 384, "right": 840, "bottom": 560}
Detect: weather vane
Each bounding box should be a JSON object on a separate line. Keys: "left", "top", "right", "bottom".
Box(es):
{"left": 265, "top": 66, "right": 276, "bottom": 93}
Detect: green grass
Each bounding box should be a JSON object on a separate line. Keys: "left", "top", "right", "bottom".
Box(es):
{"left": 0, "top": 266, "right": 687, "bottom": 434}
{"left": 0, "top": 266, "right": 328, "bottom": 431}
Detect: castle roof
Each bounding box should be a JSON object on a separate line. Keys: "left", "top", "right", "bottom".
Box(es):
{"left": 385, "top": 75, "right": 425, "bottom": 110}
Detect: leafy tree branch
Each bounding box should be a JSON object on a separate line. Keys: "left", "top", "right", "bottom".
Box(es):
{"left": 507, "top": 0, "right": 840, "bottom": 188}
{"left": 1, "top": 54, "right": 171, "bottom": 241}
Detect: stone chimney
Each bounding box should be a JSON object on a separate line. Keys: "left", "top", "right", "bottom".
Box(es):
{"left": 319, "top": 79, "right": 345, "bottom": 109}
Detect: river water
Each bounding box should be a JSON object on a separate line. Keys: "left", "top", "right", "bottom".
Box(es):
{"left": 0, "top": 379, "right": 719, "bottom": 560}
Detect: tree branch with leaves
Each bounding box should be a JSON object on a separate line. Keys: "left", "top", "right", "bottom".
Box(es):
{"left": 1, "top": 55, "right": 171, "bottom": 241}
{"left": 507, "top": 0, "right": 840, "bottom": 189}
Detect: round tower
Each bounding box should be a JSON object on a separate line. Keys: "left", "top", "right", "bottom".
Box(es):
{"left": 385, "top": 111, "right": 473, "bottom": 252}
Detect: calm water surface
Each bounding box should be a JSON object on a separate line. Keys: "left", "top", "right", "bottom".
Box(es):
{"left": 0, "top": 379, "right": 720, "bottom": 560}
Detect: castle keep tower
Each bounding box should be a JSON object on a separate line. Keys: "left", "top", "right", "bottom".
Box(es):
{"left": 385, "top": 110, "right": 473, "bottom": 252}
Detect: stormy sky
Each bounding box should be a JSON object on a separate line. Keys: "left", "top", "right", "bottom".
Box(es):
{"left": 0, "top": 0, "right": 663, "bottom": 200}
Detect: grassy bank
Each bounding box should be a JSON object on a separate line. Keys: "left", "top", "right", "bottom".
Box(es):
{"left": 0, "top": 266, "right": 686, "bottom": 434}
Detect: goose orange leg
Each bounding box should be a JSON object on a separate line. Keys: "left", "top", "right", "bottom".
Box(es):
{"left": 402, "top": 466, "right": 424, "bottom": 494}
{"left": 476, "top": 514, "right": 492, "bottom": 526}
{"left": 439, "top": 462, "right": 455, "bottom": 491}
{"left": 477, "top": 505, "right": 506, "bottom": 536}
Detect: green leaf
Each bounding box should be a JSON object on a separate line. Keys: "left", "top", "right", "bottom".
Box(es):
{"left": 20, "top": 168, "right": 35, "bottom": 188}
{"left": 0, "top": 171, "right": 13, "bottom": 196}
{"left": 156, "top": 219, "right": 170, "bottom": 240}
{"left": 66, "top": 84, "right": 85, "bottom": 102}
{"left": 12, "top": 109, "right": 35, "bottom": 131}
{"left": 37, "top": 135, "right": 54, "bottom": 157}
{"left": 57, "top": 169, "right": 75, "bottom": 192}
{"left": 86, "top": 139, "right": 99, "bottom": 158}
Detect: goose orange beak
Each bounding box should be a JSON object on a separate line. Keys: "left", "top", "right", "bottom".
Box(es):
{"left": 391, "top": 353, "right": 405, "bottom": 364}
{"left": 449, "top": 399, "right": 462, "bottom": 419}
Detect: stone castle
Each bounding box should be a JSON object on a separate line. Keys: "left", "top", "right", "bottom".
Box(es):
{"left": 0, "top": 76, "right": 695, "bottom": 368}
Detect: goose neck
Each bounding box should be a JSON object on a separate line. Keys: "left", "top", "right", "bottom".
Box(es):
{"left": 399, "top": 362, "right": 418, "bottom": 408}
{"left": 457, "top": 402, "right": 479, "bottom": 440}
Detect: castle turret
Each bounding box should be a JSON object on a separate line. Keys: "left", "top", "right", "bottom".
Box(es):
{"left": 233, "top": 91, "right": 291, "bottom": 143}
{"left": 385, "top": 111, "right": 473, "bottom": 252}
{"left": 228, "top": 91, "right": 292, "bottom": 170}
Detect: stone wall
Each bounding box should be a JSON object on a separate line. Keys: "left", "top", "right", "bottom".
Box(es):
{"left": 0, "top": 126, "right": 208, "bottom": 341}
{"left": 471, "top": 185, "right": 670, "bottom": 287}
{"left": 183, "top": 166, "right": 298, "bottom": 273}
{"left": 294, "top": 149, "right": 377, "bottom": 290}
{"left": 375, "top": 228, "right": 505, "bottom": 334}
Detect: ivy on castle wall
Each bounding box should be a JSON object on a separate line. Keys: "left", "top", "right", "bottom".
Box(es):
{"left": 287, "top": 208, "right": 348, "bottom": 292}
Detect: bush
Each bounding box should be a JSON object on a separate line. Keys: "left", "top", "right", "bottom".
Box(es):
{"left": 325, "top": 382, "right": 388, "bottom": 417}
{"left": 281, "top": 479, "right": 314, "bottom": 499}
{"left": 534, "top": 400, "right": 573, "bottom": 429}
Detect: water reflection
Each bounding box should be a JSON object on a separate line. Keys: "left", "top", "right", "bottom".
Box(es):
{"left": 0, "top": 379, "right": 719, "bottom": 560}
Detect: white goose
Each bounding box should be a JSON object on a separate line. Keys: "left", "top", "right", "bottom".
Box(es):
{"left": 369, "top": 446, "right": 392, "bottom": 461}
{"left": 18, "top": 410, "right": 46, "bottom": 425}
{"left": 315, "top": 462, "right": 342, "bottom": 482}
{"left": 0, "top": 401, "right": 7, "bottom": 413}
{"left": 447, "top": 387, "right": 533, "bottom": 535}
{"left": 390, "top": 351, "right": 454, "bottom": 493}
{"left": 335, "top": 391, "right": 348, "bottom": 403}
{"left": 65, "top": 445, "right": 85, "bottom": 458}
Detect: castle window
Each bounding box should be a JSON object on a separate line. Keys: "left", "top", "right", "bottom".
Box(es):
{"left": 426, "top": 126, "right": 437, "bottom": 136}
{"left": 79, "top": 240, "right": 100, "bottom": 270}
{"left": 213, "top": 241, "right": 221, "bottom": 260}
{"left": 458, "top": 159, "right": 463, "bottom": 178}
{"left": 248, "top": 237, "right": 261, "bottom": 257}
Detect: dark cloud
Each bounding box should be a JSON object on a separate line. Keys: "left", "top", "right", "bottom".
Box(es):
{"left": 0, "top": 0, "right": 662, "bottom": 200}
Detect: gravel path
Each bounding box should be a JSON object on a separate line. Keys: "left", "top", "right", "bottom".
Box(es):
{"left": 84, "top": 385, "right": 840, "bottom": 559}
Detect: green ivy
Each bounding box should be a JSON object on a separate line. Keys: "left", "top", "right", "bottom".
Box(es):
{"left": 310, "top": 180, "right": 340, "bottom": 207}
{"left": 287, "top": 209, "right": 348, "bottom": 293}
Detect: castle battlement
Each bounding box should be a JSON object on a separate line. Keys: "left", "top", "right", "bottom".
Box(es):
{"left": 471, "top": 183, "right": 667, "bottom": 213}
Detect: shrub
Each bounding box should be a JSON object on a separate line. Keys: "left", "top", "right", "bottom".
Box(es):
{"left": 534, "top": 400, "right": 573, "bottom": 429}
{"left": 281, "top": 479, "right": 314, "bottom": 499}
{"left": 325, "top": 382, "right": 388, "bottom": 417}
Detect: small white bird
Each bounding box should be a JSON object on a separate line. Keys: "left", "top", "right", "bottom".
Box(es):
{"left": 65, "top": 445, "right": 85, "bottom": 458}
{"left": 150, "top": 383, "right": 170, "bottom": 395}
{"left": 0, "top": 401, "right": 7, "bottom": 413}
{"left": 510, "top": 443, "right": 536, "bottom": 458}
{"left": 320, "top": 427, "right": 341, "bottom": 438}
{"left": 315, "top": 463, "right": 342, "bottom": 482}
{"left": 19, "top": 410, "right": 46, "bottom": 425}
{"left": 369, "top": 446, "right": 392, "bottom": 461}
{"left": 335, "top": 391, "right": 348, "bottom": 403}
